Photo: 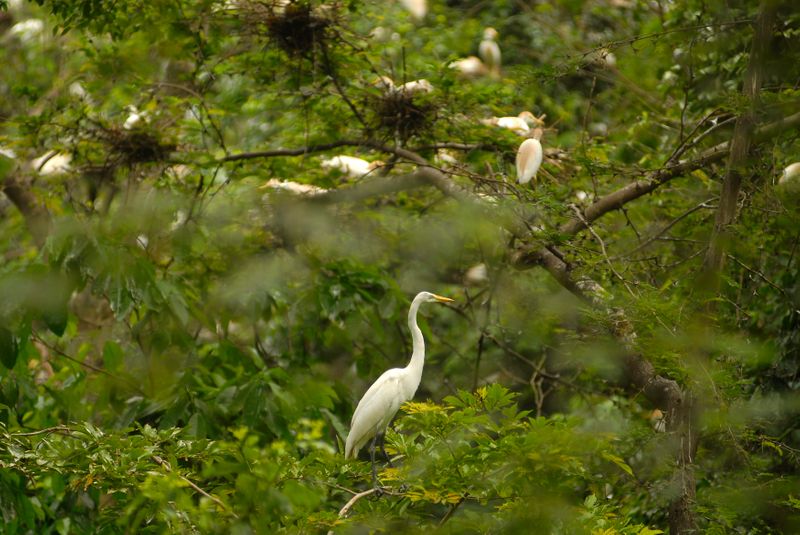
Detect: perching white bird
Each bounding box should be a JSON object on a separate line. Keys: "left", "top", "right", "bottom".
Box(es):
{"left": 478, "top": 27, "right": 501, "bottom": 78}
{"left": 345, "top": 292, "right": 453, "bottom": 482}
{"left": 31, "top": 151, "right": 72, "bottom": 176}
{"left": 260, "top": 178, "right": 328, "bottom": 196}
{"left": 482, "top": 111, "right": 541, "bottom": 136}
{"left": 779, "top": 162, "right": 800, "bottom": 185}
{"left": 448, "top": 56, "right": 488, "bottom": 78}
{"left": 516, "top": 138, "right": 543, "bottom": 185}
{"left": 374, "top": 76, "right": 434, "bottom": 97}
{"left": 8, "top": 19, "right": 44, "bottom": 43}
{"left": 398, "top": 0, "right": 427, "bottom": 20}
{"left": 397, "top": 79, "right": 434, "bottom": 95}
{"left": 320, "top": 156, "right": 384, "bottom": 179}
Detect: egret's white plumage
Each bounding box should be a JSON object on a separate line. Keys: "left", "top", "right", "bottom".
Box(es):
{"left": 345, "top": 291, "right": 452, "bottom": 460}
{"left": 260, "top": 179, "right": 327, "bottom": 196}
{"left": 482, "top": 111, "right": 541, "bottom": 136}
{"left": 399, "top": 0, "right": 427, "bottom": 20}
{"left": 321, "top": 155, "right": 383, "bottom": 178}
{"left": 397, "top": 79, "right": 433, "bottom": 95}
{"left": 9, "top": 19, "right": 44, "bottom": 43}
{"left": 32, "top": 151, "right": 72, "bottom": 176}
{"left": 780, "top": 162, "right": 800, "bottom": 185}
{"left": 516, "top": 138, "right": 543, "bottom": 185}
{"left": 374, "top": 76, "right": 434, "bottom": 97}
{"left": 449, "top": 56, "right": 488, "bottom": 78}
{"left": 478, "top": 27, "right": 501, "bottom": 78}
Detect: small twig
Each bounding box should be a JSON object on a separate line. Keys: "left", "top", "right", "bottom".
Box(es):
{"left": 151, "top": 455, "right": 238, "bottom": 518}
{"left": 726, "top": 254, "right": 788, "bottom": 297}
{"left": 618, "top": 197, "right": 717, "bottom": 258}
{"left": 32, "top": 333, "right": 145, "bottom": 394}
{"left": 438, "top": 494, "right": 468, "bottom": 526}
{"left": 10, "top": 425, "right": 72, "bottom": 437}
{"left": 569, "top": 205, "right": 637, "bottom": 298}
{"left": 326, "top": 488, "right": 378, "bottom": 535}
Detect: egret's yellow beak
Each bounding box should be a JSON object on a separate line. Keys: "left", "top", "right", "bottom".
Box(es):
{"left": 432, "top": 294, "right": 454, "bottom": 303}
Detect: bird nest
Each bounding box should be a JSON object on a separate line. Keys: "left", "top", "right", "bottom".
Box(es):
{"left": 240, "top": 1, "right": 340, "bottom": 57}
{"left": 98, "top": 127, "right": 176, "bottom": 165}
{"left": 369, "top": 91, "right": 437, "bottom": 144}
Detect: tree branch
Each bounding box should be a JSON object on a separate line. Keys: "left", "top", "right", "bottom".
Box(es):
{"left": 702, "top": 1, "right": 777, "bottom": 287}
{"left": 2, "top": 173, "right": 51, "bottom": 247}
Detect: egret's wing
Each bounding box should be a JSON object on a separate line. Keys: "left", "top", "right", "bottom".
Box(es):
{"left": 345, "top": 368, "right": 405, "bottom": 458}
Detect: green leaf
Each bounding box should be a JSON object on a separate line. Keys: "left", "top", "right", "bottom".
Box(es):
{"left": 0, "top": 327, "right": 19, "bottom": 370}
{"left": 602, "top": 452, "right": 634, "bottom": 478}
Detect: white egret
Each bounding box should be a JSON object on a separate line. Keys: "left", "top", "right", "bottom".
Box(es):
{"left": 260, "top": 178, "right": 328, "bottom": 196}
{"left": 482, "top": 111, "right": 541, "bottom": 136}
{"left": 448, "top": 56, "right": 488, "bottom": 78}
{"left": 321, "top": 155, "right": 384, "bottom": 178}
{"left": 516, "top": 138, "right": 543, "bottom": 185}
{"left": 345, "top": 291, "right": 453, "bottom": 485}
{"left": 374, "top": 76, "right": 434, "bottom": 97}
{"left": 779, "top": 162, "right": 800, "bottom": 185}
{"left": 478, "top": 27, "right": 501, "bottom": 78}
{"left": 399, "top": 0, "right": 427, "bottom": 20}
{"left": 31, "top": 151, "right": 72, "bottom": 176}
{"left": 123, "top": 106, "right": 147, "bottom": 130}
{"left": 397, "top": 79, "right": 433, "bottom": 95}
{"left": 8, "top": 18, "right": 44, "bottom": 43}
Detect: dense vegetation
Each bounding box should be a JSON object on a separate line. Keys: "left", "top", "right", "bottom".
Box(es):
{"left": 1, "top": 0, "right": 799, "bottom": 532}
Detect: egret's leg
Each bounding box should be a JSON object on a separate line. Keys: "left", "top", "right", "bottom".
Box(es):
{"left": 369, "top": 433, "right": 379, "bottom": 490}
{"left": 378, "top": 433, "right": 393, "bottom": 467}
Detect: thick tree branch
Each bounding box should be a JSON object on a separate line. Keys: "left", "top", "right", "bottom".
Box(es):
{"left": 702, "top": 2, "right": 777, "bottom": 283}
{"left": 2, "top": 173, "right": 51, "bottom": 247}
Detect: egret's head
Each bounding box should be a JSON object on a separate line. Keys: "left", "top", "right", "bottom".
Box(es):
{"left": 417, "top": 291, "right": 454, "bottom": 304}
{"left": 372, "top": 76, "right": 396, "bottom": 92}
{"left": 483, "top": 27, "right": 498, "bottom": 40}
{"left": 367, "top": 160, "right": 385, "bottom": 171}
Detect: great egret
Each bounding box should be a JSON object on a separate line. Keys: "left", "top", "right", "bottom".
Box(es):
{"left": 516, "top": 138, "right": 543, "bottom": 185}
{"left": 448, "top": 56, "right": 488, "bottom": 78}
{"left": 321, "top": 155, "right": 384, "bottom": 178}
{"left": 260, "top": 178, "right": 328, "bottom": 196}
{"left": 482, "top": 111, "right": 541, "bottom": 136}
{"left": 374, "top": 76, "right": 434, "bottom": 96}
{"left": 780, "top": 162, "right": 800, "bottom": 185}
{"left": 399, "top": 0, "right": 427, "bottom": 20}
{"left": 31, "top": 151, "right": 72, "bottom": 176}
{"left": 478, "top": 27, "right": 501, "bottom": 78}
{"left": 345, "top": 291, "right": 453, "bottom": 485}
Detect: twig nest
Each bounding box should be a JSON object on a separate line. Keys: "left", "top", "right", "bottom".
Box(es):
{"left": 241, "top": 0, "right": 339, "bottom": 57}
{"left": 101, "top": 126, "right": 176, "bottom": 165}
{"left": 369, "top": 76, "right": 437, "bottom": 143}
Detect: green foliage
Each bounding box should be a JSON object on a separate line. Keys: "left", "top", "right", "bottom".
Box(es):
{"left": 1, "top": 0, "right": 799, "bottom": 533}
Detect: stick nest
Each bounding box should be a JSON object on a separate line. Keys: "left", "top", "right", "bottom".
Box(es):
{"left": 370, "top": 91, "right": 437, "bottom": 144}
{"left": 99, "top": 127, "right": 177, "bottom": 165}
{"left": 242, "top": 1, "right": 340, "bottom": 57}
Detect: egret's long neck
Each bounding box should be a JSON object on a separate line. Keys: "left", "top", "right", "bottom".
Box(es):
{"left": 406, "top": 297, "right": 425, "bottom": 378}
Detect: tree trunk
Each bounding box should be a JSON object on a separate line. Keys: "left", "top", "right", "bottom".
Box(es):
{"left": 702, "top": 1, "right": 777, "bottom": 290}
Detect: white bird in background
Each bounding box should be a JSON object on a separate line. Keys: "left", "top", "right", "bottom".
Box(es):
{"left": 321, "top": 155, "right": 384, "bottom": 179}
{"left": 8, "top": 19, "right": 44, "bottom": 43}
{"left": 482, "top": 111, "right": 542, "bottom": 136}
{"left": 449, "top": 56, "right": 488, "bottom": 78}
{"left": 374, "top": 76, "right": 434, "bottom": 97}
{"left": 31, "top": 151, "right": 72, "bottom": 176}
{"left": 516, "top": 138, "right": 543, "bottom": 185}
{"left": 345, "top": 291, "right": 453, "bottom": 484}
{"left": 478, "top": 27, "right": 501, "bottom": 78}
{"left": 260, "top": 179, "right": 328, "bottom": 196}
{"left": 399, "top": 0, "right": 427, "bottom": 20}
{"left": 779, "top": 162, "right": 800, "bottom": 185}
{"left": 397, "top": 79, "right": 434, "bottom": 95}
